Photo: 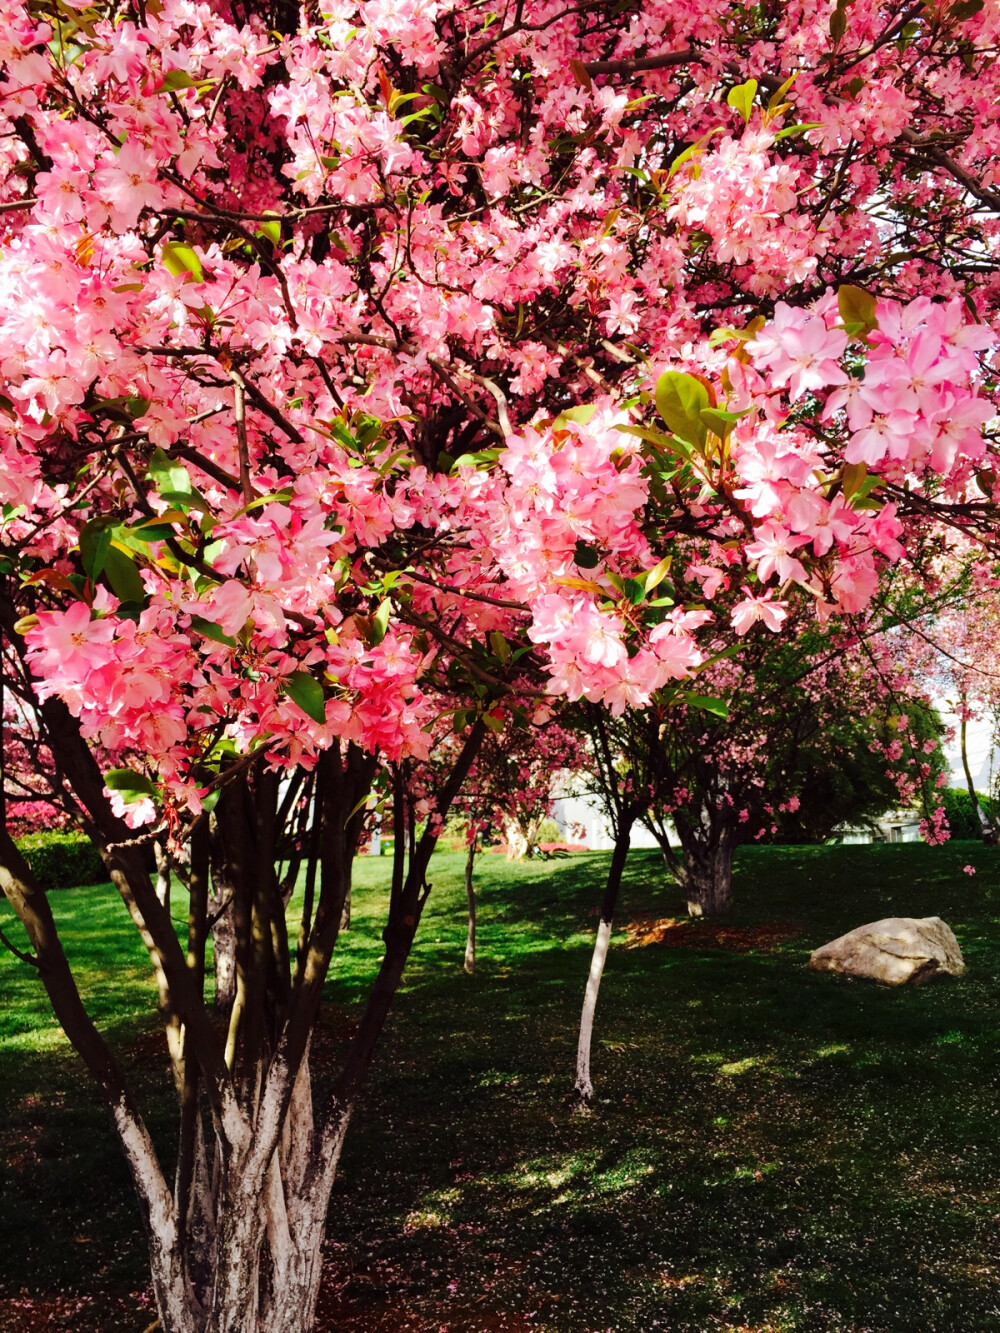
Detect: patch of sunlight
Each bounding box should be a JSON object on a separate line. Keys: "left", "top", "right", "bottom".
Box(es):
{"left": 403, "top": 1207, "right": 449, "bottom": 1231}
{"left": 934, "top": 1030, "right": 968, "bottom": 1046}
{"left": 0, "top": 1026, "right": 69, "bottom": 1053}
{"left": 500, "top": 1151, "right": 597, "bottom": 1191}
{"left": 814, "top": 1042, "right": 851, "bottom": 1058}
{"left": 477, "top": 1069, "right": 521, "bottom": 1087}
{"left": 655, "top": 1270, "right": 703, "bottom": 1290}
{"left": 692, "top": 1051, "right": 727, "bottom": 1065}
{"left": 733, "top": 1161, "right": 781, "bottom": 1182}
{"left": 591, "top": 1150, "right": 658, "bottom": 1194}
{"left": 718, "top": 1055, "right": 769, "bottom": 1076}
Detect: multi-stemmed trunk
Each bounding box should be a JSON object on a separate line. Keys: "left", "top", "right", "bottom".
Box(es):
{"left": 0, "top": 650, "right": 486, "bottom": 1333}
{"left": 651, "top": 816, "right": 738, "bottom": 918}
{"left": 677, "top": 825, "right": 738, "bottom": 917}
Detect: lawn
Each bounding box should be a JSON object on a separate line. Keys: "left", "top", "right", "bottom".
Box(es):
{"left": 2, "top": 842, "right": 999, "bottom": 1332}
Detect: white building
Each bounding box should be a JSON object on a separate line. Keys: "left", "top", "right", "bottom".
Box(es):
{"left": 551, "top": 790, "right": 668, "bottom": 852}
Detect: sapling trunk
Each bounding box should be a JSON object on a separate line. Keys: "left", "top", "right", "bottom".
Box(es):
{"left": 464, "top": 834, "right": 477, "bottom": 973}
{"left": 961, "top": 713, "right": 996, "bottom": 844}
{"left": 572, "top": 819, "right": 633, "bottom": 1107}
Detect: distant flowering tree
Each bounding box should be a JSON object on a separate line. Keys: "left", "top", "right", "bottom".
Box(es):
{"left": 2, "top": 0, "right": 1000, "bottom": 1327}
{"left": 408, "top": 715, "right": 589, "bottom": 970}
{"left": 919, "top": 563, "right": 1000, "bottom": 842}
{"left": 640, "top": 613, "right": 950, "bottom": 916}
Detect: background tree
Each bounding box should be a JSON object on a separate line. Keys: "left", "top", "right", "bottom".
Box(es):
{"left": 641, "top": 611, "right": 950, "bottom": 915}
{"left": 410, "top": 716, "right": 588, "bottom": 972}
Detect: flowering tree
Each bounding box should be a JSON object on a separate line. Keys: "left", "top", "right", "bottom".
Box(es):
{"left": 410, "top": 717, "right": 587, "bottom": 971}
{"left": 918, "top": 564, "right": 1000, "bottom": 841}
{"left": 639, "top": 596, "right": 951, "bottom": 916}
{"left": 2, "top": 0, "right": 1000, "bottom": 1327}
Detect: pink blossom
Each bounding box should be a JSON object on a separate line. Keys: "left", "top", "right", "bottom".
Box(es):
{"left": 731, "top": 587, "right": 788, "bottom": 635}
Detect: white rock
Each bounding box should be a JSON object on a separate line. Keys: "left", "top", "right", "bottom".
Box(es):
{"left": 808, "top": 916, "right": 965, "bottom": 986}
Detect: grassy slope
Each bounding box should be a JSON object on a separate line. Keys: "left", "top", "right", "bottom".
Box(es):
{"left": 1, "top": 842, "right": 999, "bottom": 1332}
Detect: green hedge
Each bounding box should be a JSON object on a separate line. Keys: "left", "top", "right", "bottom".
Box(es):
{"left": 15, "top": 831, "right": 106, "bottom": 889}
{"left": 941, "top": 786, "right": 995, "bottom": 841}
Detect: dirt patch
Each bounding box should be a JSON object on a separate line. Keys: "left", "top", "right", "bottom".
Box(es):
{"left": 623, "top": 916, "right": 805, "bottom": 953}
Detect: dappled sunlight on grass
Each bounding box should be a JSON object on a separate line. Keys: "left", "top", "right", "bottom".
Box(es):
{"left": 3, "top": 841, "right": 1000, "bottom": 1329}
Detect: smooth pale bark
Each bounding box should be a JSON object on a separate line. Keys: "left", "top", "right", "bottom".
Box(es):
{"left": 503, "top": 816, "right": 530, "bottom": 861}
{"left": 154, "top": 841, "right": 171, "bottom": 910}
{"left": 572, "top": 820, "right": 632, "bottom": 1107}
{"left": 463, "top": 836, "right": 477, "bottom": 974}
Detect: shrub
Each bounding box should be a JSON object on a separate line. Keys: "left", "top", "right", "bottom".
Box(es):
{"left": 941, "top": 787, "right": 995, "bottom": 841}
{"left": 15, "top": 830, "right": 106, "bottom": 889}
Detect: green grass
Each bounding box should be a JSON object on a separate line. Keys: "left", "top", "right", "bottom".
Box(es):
{"left": 3, "top": 843, "right": 1000, "bottom": 1331}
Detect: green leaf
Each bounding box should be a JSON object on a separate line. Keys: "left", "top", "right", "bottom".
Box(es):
{"left": 482, "top": 711, "right": 505, "bottom": 734}
{"left": 147, "top": 448, "right": 193, "bottom": 496}
{"left": 370, "top": 599, "right": 391, "bottom": 646}
{"left": 840, "top": 461, "right": 868, "bottom": 499}
{"left": 654, "top": 371, "right": 710, "bottom": 446}
{"left": 450, "top": 448, "right": 503, "bottom": 471}
{"left": 161, "top": 241, "right": 205, "bottom": 284}
{"left": 104, "top": 768, "right": 158, "bottom": 802}
{"left": 667, "top": 127, "right": 723, "bottom": 179}
{"left": 645, "top": 555, "right": 673, "bottom": 593}
{"left": 952, "top": 0, "right": 984, "bottom": 17}
{"left": 200, "top": 787, "right": 222, "bottom": 815}
{"left": 830, "top": 4, "right": 848, "bottom": 41}
{"left": 726, "top": 78, "right": 758, "bottom": 123}
{"left": 766, "top": 71, "right": 798, "bottom": 113}
{"left": 773, "top": 122, "right": 821, "bottom": 142}
{"left": 126, "top": 512, "right": 187, "bottom": 544}
{"left": 617, "top": 423, "right": 692, "bottom": 457}
{"left": 285, "top": 671, "right": 326, "bottom": 724}
{"left": 103, "top": 546, "right": 146, "bottom": 604}
{"left": 700, "top": 407, "right": 749, "bottom": 439}
{"left": 552, "top": 405, "right": 598, "bottom": 429}
{"left": 623, "top": 577, "right": 646, "bottom": 605}
{"left": 189, "top": 615, "right": 237, "bottom": 648}
{"left": 79, "top": 519, "right": 113, "bottom": 579}
{"left": 256, "top": 218, "right": 282, "bottom": 246}
{"left": 681, "top": 693, "right": 730, "bottom": 719}
{"left": 488, "top": 631, "right": 511, "bottom": 662}
{"left": 837, "top": 284, "right": 878, "bottom": 337}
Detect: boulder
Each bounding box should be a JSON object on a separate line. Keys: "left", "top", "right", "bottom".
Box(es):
{"left": 808, "top": 916, "right": 965, "bottom": 986}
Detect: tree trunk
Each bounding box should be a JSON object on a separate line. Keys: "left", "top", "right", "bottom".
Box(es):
{"left": 154, "top": 842, "right": 171, "bottom": 910}
{"left": 463, "top": 836, "right": 477, "bottom": 974}
{"left": 961, "top": 712, "right": 996, "bottom": 844}
{"left": 208, "top": 811, "right": 238, "bottom": 1012}
{"left": 0, "top": 690, "right": 488, "bottom": 1333}
{"left": 678, "top": 825, "right": 737, "bottom": 918}
{"left": 572, "top": 819, "right": 632, "bottom": 1107}
{"left": 339, "top": 881, "right": 351, "bottom": 931}
{"left": 503, "top": 816, "right": 529, "bottom": 861}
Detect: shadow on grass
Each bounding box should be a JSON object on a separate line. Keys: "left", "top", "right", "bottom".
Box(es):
{"left": 2, "top": 843, "right": 1000, "bottom": 1331}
